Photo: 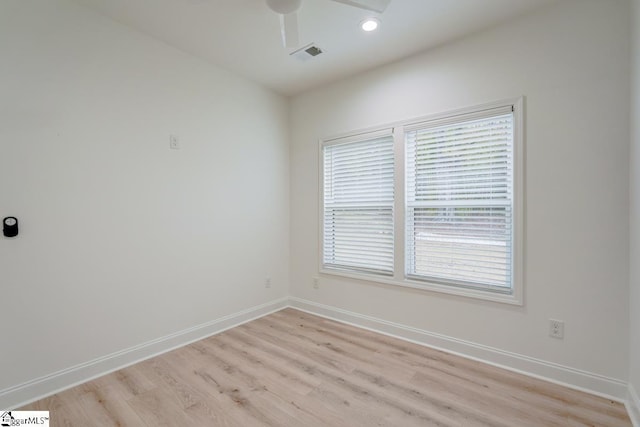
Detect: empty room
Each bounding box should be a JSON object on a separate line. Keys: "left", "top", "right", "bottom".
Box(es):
{"left": 1, "top": 0, "right": 639, "bottom": 425}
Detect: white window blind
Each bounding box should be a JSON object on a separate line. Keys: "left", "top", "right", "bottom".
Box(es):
{"left": 322, "top": 134, "right": 394, "bottom": 275}
{"left": 405, "top": 108, "right": 514, "bottom": 291}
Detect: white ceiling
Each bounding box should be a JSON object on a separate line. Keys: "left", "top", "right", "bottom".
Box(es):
{"left": 74, "top": 0, "right": 557, "bottom": 96}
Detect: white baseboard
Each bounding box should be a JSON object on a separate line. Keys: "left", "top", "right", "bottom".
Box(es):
{"left": 0, "top": 297, "right": 289, "bottom": 411}
{"left": 628, "top": 383, "right": 640, "bottom": 427}
{"left": 288, "top": 297, "right": 628, "bottom": 402}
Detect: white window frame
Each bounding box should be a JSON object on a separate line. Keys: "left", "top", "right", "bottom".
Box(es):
{"left": 319, "top": 97, "right": 524, "bottom": 305}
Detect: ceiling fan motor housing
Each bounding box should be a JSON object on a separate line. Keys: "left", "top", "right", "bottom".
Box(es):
{"left": 266, "top": 0, "right": 302, "bottom": 14}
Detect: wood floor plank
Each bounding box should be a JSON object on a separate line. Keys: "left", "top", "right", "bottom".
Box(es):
{"left": 175, "top": 341, "right": 311, "bottom": 427}
{"left": 75, "top": 385, "right": 146, "bottom": 427}
{"left": 229, "top": 325, "right": 498, "bottom": 426}
{"left": 126, "top": 387, "right": 194, "bottom": 426}
{"left": 213, "top": 332, "right": 322, "bottom": 394}
{"left": 174, "top": 340, "right": 331, "bottom": 427}
{"left": 18, "top": 308, "right": 632, "bottom": 426}
{"left": 282, "top": 309, "right": 621, "bottom": 423}
{"left": 207, "top": 335, "right": 350, "bottom": 426}
{"left": 92, "top": 365, "right": 157, "bottom": 401}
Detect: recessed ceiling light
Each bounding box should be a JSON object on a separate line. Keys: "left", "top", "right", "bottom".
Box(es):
{"left": 360, "top": 18, "right": 380, "bottom": 32}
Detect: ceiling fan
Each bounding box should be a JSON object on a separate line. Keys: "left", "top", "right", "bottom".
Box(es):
{"left": 265, "top": 0, "right": 391, "bottom": 48}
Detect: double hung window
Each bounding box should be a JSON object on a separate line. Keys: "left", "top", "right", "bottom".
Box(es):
{"left": 322, "top": 132, "right": 395, "bottom": 275}
{"left": 320, "top": 99, "right": 523, "bottom": 304}
{"left": 405, "top": 107, "right": 514, "bottom": 292}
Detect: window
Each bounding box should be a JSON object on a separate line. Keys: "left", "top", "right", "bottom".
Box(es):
{"left": 320, "top": 99, "right": 523, "bottom": 304}
{"left": 405, "top": 107, "right": 514, "bottom": 292}
{"left": 321, "top": 131, "right": 395, "bottom": 275}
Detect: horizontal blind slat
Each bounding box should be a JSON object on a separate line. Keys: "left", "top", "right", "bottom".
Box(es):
{"left": 323, "top": 135, "right": 395, "bottom": 275}
{"left": 406, "top": 112, "right": 514, "bottom": 289}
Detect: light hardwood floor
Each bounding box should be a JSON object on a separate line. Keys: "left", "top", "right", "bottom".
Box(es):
{"left": 21, "top": 308, "right": 631, "bottom": 426}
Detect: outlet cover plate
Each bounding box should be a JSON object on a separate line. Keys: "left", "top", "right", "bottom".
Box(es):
{"left": 549, "top": 319, "right": 564, "bottom": 339}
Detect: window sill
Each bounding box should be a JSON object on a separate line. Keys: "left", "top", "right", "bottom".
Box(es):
{"left": 319, "top": 267, "right": 523, "bottom": 306}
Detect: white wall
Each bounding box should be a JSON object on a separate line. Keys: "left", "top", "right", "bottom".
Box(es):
{"left": 630, "top": 0, "right": 640, "bottom": 419}
{"left": 0, "top": 0, "right": 289, "bottom": 395}
{"left": 290, "top": 0, "right": 630, "bottom": 389}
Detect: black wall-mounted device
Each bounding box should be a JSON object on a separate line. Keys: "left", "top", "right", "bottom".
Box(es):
{"left": 3, "top": 217, "right": 18, "bottom": 237}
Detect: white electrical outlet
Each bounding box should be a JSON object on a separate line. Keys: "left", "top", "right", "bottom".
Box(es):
{"left": 313, "top": 277, "right": 319, "bottom": 289}
{"left": 169, "top": 134, "right": 180, "bottom": 150}
{"left": 549, "top": 319, "right": 564, "bottom": 339}
{"left": 265, "top": 278, "right": 271, "bottom": 288}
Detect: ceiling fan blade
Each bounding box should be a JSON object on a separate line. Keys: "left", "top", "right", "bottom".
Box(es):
{"left": 330, "top": 0, "right": 390, "bottom": 13}
{"left": 280, "top": 12, "right": 299, "bottom": 48}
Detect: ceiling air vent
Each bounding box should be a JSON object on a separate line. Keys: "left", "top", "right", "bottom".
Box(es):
{"left": 290, "top": 43, "right": 324, "bottom": 61}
